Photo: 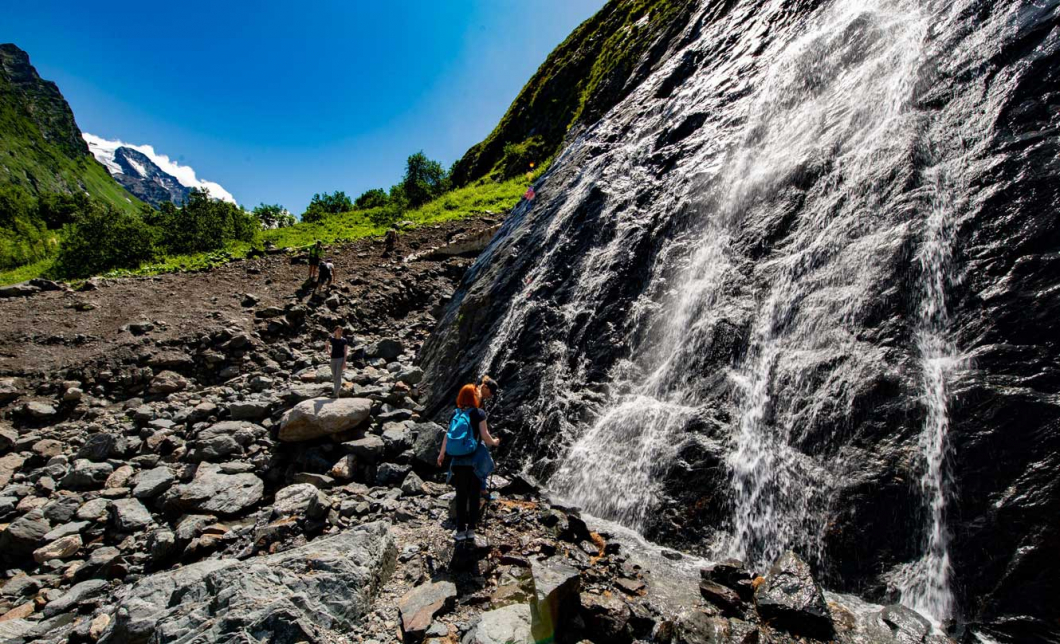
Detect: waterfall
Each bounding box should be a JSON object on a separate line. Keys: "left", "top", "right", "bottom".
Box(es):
{"left": 898, "top": 164, "right": 962, "bottom": 622}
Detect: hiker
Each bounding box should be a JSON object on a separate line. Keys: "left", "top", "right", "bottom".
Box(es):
{"left": 324, "top": 326, "right": 347, "bottom": 397}
{"left": 307, "top": 241, "right": 323, "bottom": 280}
{"left": 315, "top": 260, "right": 334, "bottom": 293}
{"left": 383, "top": 229, "right": 397, "bottom": 258}
{"left": 438, "top": 376, "right": 500, "bottom": 541}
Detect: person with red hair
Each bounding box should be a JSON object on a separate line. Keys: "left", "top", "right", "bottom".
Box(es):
{"left": 438, "top": 376, "right": 500, "bottom": 541}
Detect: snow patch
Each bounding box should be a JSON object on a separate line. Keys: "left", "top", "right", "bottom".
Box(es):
{"left": 83, "top": 133, "right": 237, "bottom": 204}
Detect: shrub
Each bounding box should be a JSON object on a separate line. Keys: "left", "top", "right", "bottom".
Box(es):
{"left": 252, "top": 203, "right": 295, "bottom": 229}
{"left": 153, "top": 189, "right": 259, "bottom": 254}
{"left": 52, "top": 204, "right": 156, "bottom": 278}
{"left": 302, "top": 191, "right": 352, "bottom": 223}
{"left": 355, "top": 188, "right": 389, "bottom": 209}
{"left": 400, "top": 152, "right": 449, "bottom": 208}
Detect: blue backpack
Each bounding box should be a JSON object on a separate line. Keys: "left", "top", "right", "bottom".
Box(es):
{"left": 445, "top": 408, "right": 478, "bottom": 456}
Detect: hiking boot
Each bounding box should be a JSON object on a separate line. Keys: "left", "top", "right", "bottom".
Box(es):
{"left": 453, "top": 529, "right": 467, "bottom": 541}
{"left": 464, "top": 529, "right": 477, "bottom": 542}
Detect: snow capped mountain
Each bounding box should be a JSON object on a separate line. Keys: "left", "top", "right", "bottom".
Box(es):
{"left": 83, "top": 133, "right": 236, "bottom": 207}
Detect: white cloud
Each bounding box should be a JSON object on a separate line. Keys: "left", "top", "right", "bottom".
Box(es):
{"left": 83, "top": 132, "right": 237, "bottom": 204}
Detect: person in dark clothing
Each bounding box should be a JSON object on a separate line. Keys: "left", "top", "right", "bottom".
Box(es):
{"left": 438, "top": 377, "right": 499, "bottom": 541}
{"left": 315, "top": 260, "right": 334, "bottom": 293}
{"left": 324, "top": 326, "right": 348, "bottom": 397}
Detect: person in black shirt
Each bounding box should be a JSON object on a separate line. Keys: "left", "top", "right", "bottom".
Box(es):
{"left": 325, "top": 326, "right": 348, "bottom": 397}
{"left": 315, "top": 260, "right": 334, "bottom": 293}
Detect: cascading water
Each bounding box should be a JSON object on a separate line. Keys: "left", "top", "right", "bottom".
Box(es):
{"left": 898, "top": 163, "right": 963, "bottom": 622}
{"left": 423, "top": 0, "right": 1060, "bottom": 634}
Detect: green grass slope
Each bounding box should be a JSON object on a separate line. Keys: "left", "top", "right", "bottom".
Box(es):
{"left": 449, "top": 0, "right": 695, "bottom": 187}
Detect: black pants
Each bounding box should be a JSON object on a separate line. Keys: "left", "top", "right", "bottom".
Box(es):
{"left": 452, "top": 466, "right": 481, "bottom": 531}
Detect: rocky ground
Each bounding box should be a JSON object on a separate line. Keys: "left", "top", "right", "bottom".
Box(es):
{"left": 0, "top": 216, "right": 953, "bottom": 644}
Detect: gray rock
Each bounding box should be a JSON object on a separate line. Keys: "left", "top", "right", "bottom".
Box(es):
{"left": 462, "top": 604, "right": 532, "bottom": 644}
{"left": 43, "top": 521, "right": 90, "bottom": 541}
{"left": 111, "top": 497, "right": 154, "bottom": 531}
{"left": 279, "top": 397, "right": 373, "bottom": 442}
{"left": 345, "top": 434, "right": 386, "bottom": 462}
{"left": 43, "top": 578, "right": 107, "bottom": 617}
{"left": 0, "top": 511, "right": 49, "bottom": 558}
{"left": 76, "top": 498, "right": 111, "bottom": 522}
{"left": 401, "top": 471, "right": 425, "bottom": 496}
{"left": 33, "top": 533, "right": 82, "bottom": 563}
{"left": 382, "top": 423, "right": 411, "bottom": 451}
{"left": 164, "top": 463, "right": 263, "bottom": 516}
{"left": 272, "top": 483, "right": 331, "bottom": 520}
{"left": 104, "top": 522, "right": 396, "bottom": 644}
{"left": 174, "top": 514, "right": 216, "bottom": 541}
{"left": 0, "top": 452, "right": 25, "bottom": 487}
{"left": 754, "top": 550, "right": 833, "bottom": 638}
{"left": 0, "top": 425, "right": 18, "bottom": 454}
{"left": 133, "top": 466, "right": 176, "bottom": 499}
{"left": 0, "top": 495, "right": 17, "bottom": 518}
{"left": 22, "top": 401, "right": 57, "bottom": 419}
{"left": 228, "top": 400, "right": 272, "bottom": 421}
{"left": 398, "top": 580, "right": 457, "bottom": 641}
{"left": 0, "top": 282, "right": 40, "bottom": 298}
{"left": 530, "top": 560, "right": 581, "bottom": 643}
{"left": 376, "top": 462, "right": 411, "bottom": 487}
{"left": 396, "top": 366, "right": 424, "bottom": 386}
{"left": 148, "top": 529, "right": 177, "bottom": 563}
{"left": 61, "top": 460, "right": 115, "bottom": 491}
{"left": 366, "top": 338, "right": 404, "bottom": 361}
{"left": 43, "top": 496, "right": 82, "bottom": 523}
{"left": 411, "top": 422, "right": 445, "bottom": 468}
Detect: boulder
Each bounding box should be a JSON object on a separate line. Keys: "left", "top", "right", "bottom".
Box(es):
{"left": 462, "top": 604, "right": 532, "bottom": 644}
{"left": 148, "top": 371, "right": 188, "bottom": 395}
{"left": 0, "top": 282, "right": 40, "bottom": 298}
{"left": 111, "top": 498, "right": 154, "bottom": 531}
{"left": 411, "top": 422, "right": 445, "bottom": 468}
{"left": 279, "top": 397, "right": 372, "bottom": 442}
{"left": 376, "top": 462, "right": 411, "bottom": 487}
{"left": 0, "top": 453, "right": 25, "bottom": 487}
{"left": 0, "top": 425, "right": 18, "bottom": 454}
{"left": 228, "top": 400, "right": 272, "bottom": 421}
{"left": 76, "top": 498, "right": 111, "bottom": 522}
{"left": 61, "top": 460, "right": 114, "bottom": 491}
{"left": 579, "top": 591, "right": 633, "bottom": 642}
{"left": 164, "top": 463, "right": 264, "bottom": 516}
{"left": 105, "top": 464, "right": 135, "bottom": 489}
{"left": 530, "top": 560, "right": 581, "bottom": 643}
{"left": 22, "top": 401, "right": 57, "bottom": 419}
{"left": 42, "top": 579, "right": 108, "bottom": 618}
{"left": 398, "top": 580, "right": 457, "bottom": 642}
{"left": 754, "top": 551, "right": 833, "bottom": 638}
{"left": 366, "top": 338, "right": 403, "bottom": 361}
{"left": 133, "top": 466, "right": 176, "bottom": 499}
{"left": 103, "top": 522, "right": 396, "bottom": 644}
{"left": 0, "top": 511, "right": 49, "bottom": 558}
{"left": 345, "top": 434, "right": 386, "bottom": 462}
{"left": 79, "top": 433, "right": 126, "bottom": 462}
{"left": 401, "top": 471, "right": 425, "bottom": 496}
{"left": 272, "top": 483, "right": 331, "bottom": 520}
{"left": 0, "top": 378, "right": 22, "bottom": 404}
{"left": 33, "top": 534, "right": 82, "bottom": 563}
{"left": 699, "top": 580, "right": 743, "bottom": 615}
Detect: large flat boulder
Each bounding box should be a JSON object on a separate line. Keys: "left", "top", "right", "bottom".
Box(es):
{"left": 102, "top": 522, "right": 396, "bottom": 644}
{"left": 529, "top": 560, "right": 580, "bottom": 643}
{"left": 279, "top": 397, "right": 372, "bottom": 442}
{"left": 163, "top": 462, "right": 263, "bottom": 516}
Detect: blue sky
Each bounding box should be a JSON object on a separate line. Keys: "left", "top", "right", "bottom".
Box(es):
{"left": 2, "top": 1, "right": 605, "bottom": 213}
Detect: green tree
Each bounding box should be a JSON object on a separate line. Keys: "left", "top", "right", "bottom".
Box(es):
{"left": 302, "top": 191, "right": 352, "bottom": 223}
{"left": 253, "top": 203, "right": 295, "bottom": 229}
{"left": 155, "top": 188, "right": 258, "bottom": 254}
{"left": 0, "top": 187, "right": 51, "bottom": 269}
{"left": 52, "top": 204, "right": 156, "bottom": 278}
{"left": 400, "top": 152, "right": 449, "bottom": 208}
{"left": 354, "top": 188, "right": 389, "bottom": 209}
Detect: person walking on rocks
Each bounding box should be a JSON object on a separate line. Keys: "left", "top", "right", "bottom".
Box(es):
{"left": 307, "top": 241, "right": 323, "bottom": 281}
{"left": 315, "top": 260, "right": 334, "bottom": 293}
{"left": 325, "top": 326, "right": 348, "bottom": 397}
{"left": 438, "top": 376, "right": 500, "bottom": 541}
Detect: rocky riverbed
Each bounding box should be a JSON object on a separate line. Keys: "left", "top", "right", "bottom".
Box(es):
{"left": 0, "top": 217, "right": 954, "bottom": 644}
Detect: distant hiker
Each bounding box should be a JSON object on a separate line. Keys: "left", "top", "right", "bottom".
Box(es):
{"left": 438, "top": 376, "right": 500, "bottom": 542}
{"left": 524, "top": 186, "right": 536, "bottom": 202}
{"left": 325, "top": 326, "right": 348, "bottom": 397}
{"left": 383, "top": 229, "right": 398, "bottom": 258}
{"left": 315, "top": 260, "right": 334, "bottom": 293}
{"left": 307, "top": 241, "right": 323, "bottom": 280}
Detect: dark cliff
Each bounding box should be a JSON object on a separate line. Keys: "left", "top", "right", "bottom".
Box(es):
{"left": 422, "top": 0, "right": 1060, "bottom": 640}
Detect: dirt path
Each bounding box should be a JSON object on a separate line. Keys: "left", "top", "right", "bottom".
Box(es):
{"left": 0, "top": 217, "right": 499, "bottom": 377}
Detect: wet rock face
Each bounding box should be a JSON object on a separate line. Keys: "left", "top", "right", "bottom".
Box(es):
{"left": 421, "top": 0, "right": 1060, "bottom": 635}
{"left": 753, "top": 551, "right": 832, "bottom": 639}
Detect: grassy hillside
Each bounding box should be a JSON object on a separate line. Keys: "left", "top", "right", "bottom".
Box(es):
{"left": 450, "top": 0, "right": 694, "bottom": 187}
{"left": 0, "top": 44, "right": 137, "bottom": 211}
